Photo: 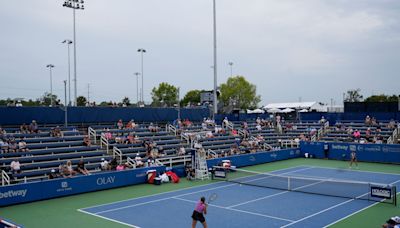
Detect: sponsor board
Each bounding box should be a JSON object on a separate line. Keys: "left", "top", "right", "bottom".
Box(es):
{"left": 370, "top": 186, "right": 392, "bottom": 199}
{"left": 0, "top": 189, "right": 27, "bottom": 199}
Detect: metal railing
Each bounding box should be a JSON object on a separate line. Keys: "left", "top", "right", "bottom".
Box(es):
{"left": 166, "top": 124, "right": 177, "bottom": 135}
{"left": 155, "top": 155, "right": 192, "bottom": 168}
{"left": 126, "top": 156, "right": 137, "bottom": 169}
{"left": 113, "top": 146, "right": 123, "bottom": 164}
{"left": 207, "top": 149, "right": 217, "bottom": 158}
{"left": 387, "top": 127, "right": 399, "bottom": 144}
{"left": 263, "top": 143, "right": 274, "bottom": 151}
{"left": 238, "top": 129, "right": 245, "bottom": 137}
{"left": 1, "top": 170, "right": 10, "bottom": 186}
{"left": 88, "top": 127, "right": 97, "bottom": 143}
{"left": 100, "top": 133, "right": 110, "bottom": 153}
{"left": 279, "top": 139, "right": 299, "bottom": 148}
{"left": 181, "top": 132, "right": 190, "bottom": 144}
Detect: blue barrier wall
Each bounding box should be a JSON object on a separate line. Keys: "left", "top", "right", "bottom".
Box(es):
{"left": 0, "top": 166, "right": 165, "bottom": 207}
{"left": 300, "top": 141, "right": 400, "bottom": 164}
{"left": 0, "top": 107, "right": 210, "bottom": 125}
{"left": 207, "top": 148, "right": 301, "bottom": 168}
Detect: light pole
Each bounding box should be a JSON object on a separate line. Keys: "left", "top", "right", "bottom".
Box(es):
{"left": 212, "top": 0, "right": 218, "bottom": 117}
{"left": 228, "top": 62, "right": 233, "bottom": 77}
{"left": 46, "top": 64, "right": 55, "bottom": 106}
{"left": 62, "top": 39, "right": 73, "bottom": 106}
{"left": 137, "top": 48, "right": 146, "bottom": 104}
{"left": 134, "top": 72, "right": 140, "bottom": 105}
{"left": 62, "top": 0, "right": 85, "bottom": 106}
{"left": 63, "top": 80, "right": 68, "bottom": 127}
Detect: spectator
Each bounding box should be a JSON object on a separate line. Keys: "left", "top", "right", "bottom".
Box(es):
{"left": 177, "top": 146, "right": 186, "bottom": 156}
{"left": 83, "top": 135, "right": 91, "bottom": 147}
{"left": 48, "top": 169, "right": 58, "bottom": 179}
{"left": 18, "top": 140, "right": 29, "bottom": 152}
{"left": 319, "top": 116, "right": 326, "bottom": 124}
{"left": 66, "top": 160, "right": 77, "bottom": 176}
{"left": 29, "top": 120, "right": 39, "bottom": 133}
{"left": 388, "top": 119, "right": 396, "bottom": 130}
{"left": 148, "top": 123, "right": 158, "bottom": 132}
{"left": 353, "top": 129, "right": 361, "bottom": 141}
{"left": 10, "top": 159, "right": 21, "bottom": 174}
{"left": 76, "top": 160, "right": 90, "bottom": 175}
{"left": 126, "top": 120, "right": 134, "bottom": 129}
{"left": 365, "top": 115, "right": 371, "bottom": 125}
{"left": 116, "top": 163, "right": 126, "bottom": 171}
{"left": 135, "top": 153, "right": 144, "bottom": 167}
{"left": 117, "top": 119, "right": 124, "bottom": 130}
{"left": 201, "top": 121, "right": 207, "bottom": 130}
{"left": 184, "top": 119, "right": 192, "bottom": 127}
{"left": 104, "top": 130, "right": 113, "bottom": 140}
{"left": 59, "top": 163, "right": 72, "bottom": 178}
{"left": 1, "top": 139, "right": 9, "bottom": 153}
{"left": 256, "top": 124, "right": 262, "bottom": 131}
{"left": 158, "top": 146, "right": 166, "bottom": 157}
{"left": 222, "top": 117, "right": 229, "bottom": 129}
{"left": 231, "top": 129, "right": 238, "bottom": 136}
{"left": 109, "top": 158, "right": 118, "bottom": 170}
{"left": 100, "top": 158, "right": 111, "bottom": 171}
{"left": 20, "top": 123, "right": 29, "bottom": 134}
{"left": 8, "top": 139, "right": 17, "bottom": 153}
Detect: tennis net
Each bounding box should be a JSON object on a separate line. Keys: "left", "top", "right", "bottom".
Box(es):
{"left": 212, "top": 166, "right": 397, "bottom": 205}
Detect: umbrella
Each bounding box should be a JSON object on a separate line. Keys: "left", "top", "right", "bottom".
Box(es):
{"left": 298, "top": 109, "right": 309, "bottom": 113}
{"left": 281, "top": 108, "right": 295, "bottom": 113}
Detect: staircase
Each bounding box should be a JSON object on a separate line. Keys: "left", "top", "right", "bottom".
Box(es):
{"left": 195, "top": 148, "right": 209, "bottom": 180}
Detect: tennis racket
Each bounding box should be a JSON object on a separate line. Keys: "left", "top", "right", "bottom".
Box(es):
{"left": 208, "top": 193, "right": 218, "bottom": 204}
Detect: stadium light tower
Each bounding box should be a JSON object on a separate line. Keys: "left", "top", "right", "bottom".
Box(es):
{"left": 62, "top": 0, "right": 85, "bottom": 106}
{"left": 134, "top": 72, "right": 140, "bottom": 105}
{"left": 46, "top": 64, "right": 55, "bottom": 106}
{"left": 228, "top": 62, "right": 233, "bottom": 77}
{"left": 62, "top": 39, "right": 73, "bottom": 106}
{"left": 212, "top": 0, "right": 218, "bottom": 117}
{"left": 137, "top": 48, "right": 146, "bottom": 104}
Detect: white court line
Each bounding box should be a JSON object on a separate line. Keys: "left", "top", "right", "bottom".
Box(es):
{"left": 172, "top": 197, "right": 294, "bottom": 223}
{"left": 77, "top": 209, "right": 141, "bottom": 228}
{"left": 91, "top": 166, "right": 314, "bottom": 215}
{"left": 322, "top": 180, "right": 400, "bottom": 228}
{"left": 281, "top": 179, "right": 400, "bottom": 228}
{"left": 227, "top": 179, "right": 328, "bottom": 208}
{"left": 79, "top": 165, "right": 308, "bottom": 211}
{"left": 307, "top": 165, "right": 400, "bottom": 177}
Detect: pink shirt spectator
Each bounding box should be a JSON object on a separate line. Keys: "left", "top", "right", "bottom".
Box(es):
{"left": 116, "top": 164, "right": 125, "bottom": 171}
{"left": 194, "top": 201, "right": 206, "bottom": 213}
{"left": 353, "top": 131, "right": 361, "bottom": 139}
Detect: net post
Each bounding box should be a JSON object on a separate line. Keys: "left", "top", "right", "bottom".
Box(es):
{"left": 288, "top": 176, "right": 291, "bottom": 191}
{"left": 394, "top": 186, "right": 397, "bottom": 207}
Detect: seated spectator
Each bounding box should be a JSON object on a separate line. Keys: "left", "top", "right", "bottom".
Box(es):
{"left": 201, "top": 121, "right": 207, "bottom": 130}
{"left": 388, "top": 119, "right": 396, "bottom": 130}
{"left": 29, "top": 120, "right": 39, "bottom": 133}
{"left": 347, "top": 127, "right": 353, "bottom": 135}
{"left": 371, "top": 117, "right": 377, "bottom": 126}
{"left": 104, "top": 130, "right": 113, "bottom": 140}
{"left": 10, "top": 159, "right": 21, "bottom": 174}
{"left": 231, "top": 129, "right": 238, "bottom": 136}
{"left": 319, "top": 116, "right": 326, "bottom": 124}
{"left": 117, "top": 119, "right": 124, "bottom": 130}
{"left": 8, "top": 139, "right": 17, "bottom": 153}
{"left": 20, "top": 123, "right": 29, "bottom": 134}
{"left": 353, "top": 129, "right": 361, "bottom": 141}
{"left": 222, "top": 117, "right": 229, "bottom": 129}
{"left": 148, "top": 123, "right": 158, "bottom": 132}
{"left": 83, "top": 135, "right": 91, "bottom": 147}
{"left": 65, "top": 160, "right": 77, "bottom": 176}
{"left": 0, "top": 139, "right": 9, "bottom": 153}
{"left": 100, "top": 158, "right": 111, "bottom": 171}
{"left": 109, "top": 158, "right": 118, "bottom": 170}
{"left": 126, "top": 120, "right": 134, "bottom": 129}
{"left": 365, "top": 128, "right": 372, "bottom": 141}
{"left": 365, "top": 115, "right": 371, "bottom": 125}
{"left": 177, "top": 146, "right": 186, "bottom": 155}
{"left": 158, "top": 146, "right": 166, "bottom": 157}
{"left": 183, "top": 119, "right": 192, "bottom": 127}
{"left": 116, "top": 163, "right": 126, "bottom": 171}
{"left": 135, "top": 153, "right": 144, "bottom": 167}
{"left": 0, "top": 126, "right": 5, "bottom": 137}
{"left": 256, "top": 117, "right": 261, "bottom": 125}
{"left": 48, "top": 169, "right": 58, "bottom": 179}
{"left": 76, "top": 160, "right": 90, "bottom": 175}
{"left": 256, "top": 124, "right": 262, "bottom": 131}
{"left": 54, "top": 126, "right": 62, "bottom": 137}
{"left": 206, "top": 131, "right": 214, "bottom": 138}
{"left": 242, "top": 121, "right": 248, "bottom": 129}
{"left": 18, "top": 140, "right": 29, "bottom": 152}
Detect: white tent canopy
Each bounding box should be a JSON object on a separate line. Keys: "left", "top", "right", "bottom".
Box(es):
{"left": 267, "top": 108, "right": 282, "bottom": 113}
{"left": 263, "top": 102, "right": 325, "bottom": 112}
{"left": 298, "top": 109, "right": 309, "bottom": 113}
{"left": 281, "top": 108, "right": 295, "bottom": 113}
{"left": 247, "top": 108, "right": 265, "bottom": 114}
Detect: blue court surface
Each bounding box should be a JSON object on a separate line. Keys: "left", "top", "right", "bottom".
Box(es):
{"left": 79, "top": 166, "right": 400, "bottom": 228}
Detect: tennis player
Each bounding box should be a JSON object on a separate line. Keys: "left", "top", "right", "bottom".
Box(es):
{"left": 349, "top": 151, "right": 358, "bottom": 168}
{"left": 191, "top": 196, "right": 208, "bottom": 228}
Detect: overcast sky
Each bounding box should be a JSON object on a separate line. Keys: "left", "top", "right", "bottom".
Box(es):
{"left": 0, "top": 0, "right": 399, "bottom": 106}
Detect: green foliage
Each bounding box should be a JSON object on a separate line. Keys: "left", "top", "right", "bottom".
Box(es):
{"left": 151, "top": 82, "right": 178, "bottom": 107}
{"left": 122, "top": 97, "right": 131, "bottom": 106}
{"left": 181, "top": 90, "right": 202, "bottom": 107}
{"left": 39, "top": 92, "right": 59, "bottom": 106}
{"left": 219, "top": 76, "right": 261, "bottom": 110}
{"left": 344, "top": 89, "right": 363, "bottom": 102}
{"left": 76, "top": 96, "right": 87, "bottom": 106}
{"left": 364, "top": 94, "right": 399, "bottom": 102}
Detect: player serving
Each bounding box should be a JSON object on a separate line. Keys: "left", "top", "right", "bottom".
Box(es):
{"left": 191, "top": 196, "right": 208, "bottom": 228}
{"left": 349, "top": 150, "right": 358, "bottom": 168}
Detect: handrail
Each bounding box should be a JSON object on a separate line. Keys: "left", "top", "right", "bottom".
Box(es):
{"left": 1, "top": 170, "right": 10, "bottom": 186}
{"left": 387, "top": 127, "right": 398, "bottom": 144}
{"left": 311, "top": 134, "right": 317, "bottom": 141}
{"left": 88, "top": 127, "right": 97, "bottom": 143}
{"left": 263, "top": 143, "right": 273, "bottom": 151}
{"left": 238, "top": 129, "right": 245, "bottom": 137}
{"left": 113, "top": 146, "right": 123, "bottom": 164}
{"left": 207, "top": 149, "right": 217, "bottom": 158}
{"left": 126, "top": 156, "right": 137, "bottom": 169}
{"left": 167, "top": 124, "right": 177, "bottom": 135}
{"left": 181, "top": 132, "right": 190, "bottom": 143}
{"left": 156, "top": 155, "right": 191, "bottom": 168}
{"left": 100, "top": 133, "right": 110, "bottom": 154}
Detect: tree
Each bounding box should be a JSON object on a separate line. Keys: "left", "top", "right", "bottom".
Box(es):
{"left": 364, "top": 94, "right": 399, "bottom": 102}
{"left": 344, "top": 89, "right": 363, "bottom": 102}
{"left": 151, "top": 82, "right": 178, "bottom": 107}
{"left": 39, "top": 92, "right": 59, "bottom": 106}
{"left": 122, "top": 97, "right": 131, "bottom": 106}
{"left": 76, "top": 96, "right": 87, "bottom": 106}
{"left": 219, "top": 76, "right": 261, "bottom": 110}
{"left": 181, "top": 90, "right": 202, "bottom": 107}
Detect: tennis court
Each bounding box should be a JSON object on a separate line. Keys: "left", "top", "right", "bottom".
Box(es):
{"left": 79, "top": 165, "right": 400, "bottom": 228}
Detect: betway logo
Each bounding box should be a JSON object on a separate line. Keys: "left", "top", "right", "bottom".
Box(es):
{"left": 0, "top": 189, "right": 27, "bottom": 199}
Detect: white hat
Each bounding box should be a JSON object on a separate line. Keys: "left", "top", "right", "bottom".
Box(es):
{"left": 101, "top": 158, "right": 105, "bottom": 161}
{"left": 392, "top": 216, "right": 400, "bottom": 223}
{"left": 51, "top": 169, "right": 55, "bottom": 173}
